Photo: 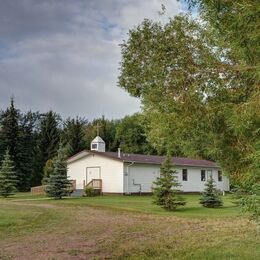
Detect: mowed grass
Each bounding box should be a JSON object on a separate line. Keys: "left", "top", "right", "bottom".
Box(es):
{"left": 0, "top": 194, "right": 259, "bottom": 259}
{"left": 54, "top": 194, "right": 238, "bottom": 218}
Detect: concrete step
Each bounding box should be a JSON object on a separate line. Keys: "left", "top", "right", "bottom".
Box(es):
{"left": 71, "top": 189, "right": 84, "bottom": 197}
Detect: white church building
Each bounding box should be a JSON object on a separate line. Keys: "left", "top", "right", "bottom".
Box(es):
{"left": 67, "top": 136, "right": 230, "bottom": 194}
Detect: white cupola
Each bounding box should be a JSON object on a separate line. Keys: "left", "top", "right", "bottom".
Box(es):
{"left": 91, "top": 136, "right": 106, "bottom": 152}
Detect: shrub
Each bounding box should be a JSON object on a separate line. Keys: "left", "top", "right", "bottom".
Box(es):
{"left": 85, "top": 186, "right": 96, "bottom": 197}
{"left": 239, "top": 183, "right": 260, "bottom": 224}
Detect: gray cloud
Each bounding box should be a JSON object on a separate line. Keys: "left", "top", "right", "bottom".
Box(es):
{"left": 0, "top": 0, "right": 181, "bottom": 119}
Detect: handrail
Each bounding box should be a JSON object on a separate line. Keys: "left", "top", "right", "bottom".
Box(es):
{"left": 85, "top": 179, "right": 102, "bottom": 190}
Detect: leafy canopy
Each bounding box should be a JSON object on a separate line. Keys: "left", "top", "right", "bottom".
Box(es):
{"left": 119, "top": 11, "right": 259, "bottom": 187}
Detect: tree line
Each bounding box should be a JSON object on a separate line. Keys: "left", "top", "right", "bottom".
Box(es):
{"left": 0, "top": 98, "right": 158, "bottom": 191}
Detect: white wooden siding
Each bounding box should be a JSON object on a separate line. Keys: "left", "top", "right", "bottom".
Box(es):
{"left": 124, "top": 164, "right": 160, "bottom": 193}
{"left": 68, "top": 154, "right": 124, "bottom": 193}
{"left": 124, "top": 163, "right": 229, "bottom": 193}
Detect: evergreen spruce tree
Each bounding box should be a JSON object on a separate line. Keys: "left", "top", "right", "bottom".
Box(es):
{"left": 0, "top": 150, "right": 17, "bottom": 197}
{"left": 46, "top": 145, "right": 70, "bottom": 199}
{"left": 200, "top": 175, "right": 223, "bottom": 208}
{"left": 18, "top": 111, "right": 40, "bottom": 191}
{"left": 0, "top": 99, "right": 40, "bottom": 191}
{"left": 0, "top": 98, "right": 19, "bottom": 160}
{"left": 0, "top": 98, "right": 20, "bottom": 183}
{"left": 153, "top": 153, "right": 186, "bottom": 210}
{"left": 61, "top": 117, "right": 86, "bottom": 157}
{"left": 38, "top": 111, "right": 60, "bottom": 184}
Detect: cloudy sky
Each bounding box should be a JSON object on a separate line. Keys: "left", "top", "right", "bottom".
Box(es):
{"left": 0, "top": 0, "right": 185, "bottom": 119}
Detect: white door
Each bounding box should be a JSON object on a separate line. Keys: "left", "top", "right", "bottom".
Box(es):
{"left": 86, "top": 167, "right": 100, "bottom": 184}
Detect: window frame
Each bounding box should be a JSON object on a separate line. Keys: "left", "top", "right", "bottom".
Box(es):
{"left": 182, "top": 169, "right": 188, "bottom": 181}
{"left": 218, "top": 170, "right": 223, "bottom": 182}
{"left": 207, "top": 170, "right": 212, "bottom": 179}
{"left": 201, "top": 170, "right": 206, "bottom": 181}
{"left": 91, "top": 143, "right": 97, "bottom": 149}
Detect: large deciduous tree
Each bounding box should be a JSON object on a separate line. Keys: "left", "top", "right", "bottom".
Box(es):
{"left": 184, "top": 0, "right": 260, "bottom": 188}
{"left": 119, "top": 11, "right": 259, "bottom": 188}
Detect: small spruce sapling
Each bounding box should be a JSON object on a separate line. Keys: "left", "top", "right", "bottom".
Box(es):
{"left": 0, "top": 150, "right": 17, "bottom": 197}
{"left": 200, "top": 175, "right": 223, "bottom": 208}
{"left": 46, "top": 145, "right": 70, "bottom": 199}
{"left": 153, "top": 153, "right": 186, "bottom": 210}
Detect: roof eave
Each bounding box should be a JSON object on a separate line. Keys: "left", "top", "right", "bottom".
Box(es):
{"left": 123, "top": 160, "right": 219, "bottom": 168}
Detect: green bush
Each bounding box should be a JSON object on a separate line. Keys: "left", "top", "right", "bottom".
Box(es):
{"left": 239, "top": 183, "right": 260, "bottom": 224}
{"left": 85, "top": 186, "right": 96, "bottom": 197}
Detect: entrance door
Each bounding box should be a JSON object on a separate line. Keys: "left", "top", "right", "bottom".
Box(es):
{"left": 86, "top": 167, "right": 101, "bottom": 184}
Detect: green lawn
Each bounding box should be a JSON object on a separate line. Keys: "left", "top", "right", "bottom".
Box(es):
{"left": 0, "top": 194, "right": 259, "bottom": 259}
{"left": 55, "top": 194, "right": 239, "bottom": 218}
{"left": 10, "top": 193, "right": 238, "bottom": 218}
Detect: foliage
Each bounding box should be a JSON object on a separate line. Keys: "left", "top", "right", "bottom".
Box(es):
{"left": 84, "top": 115, "right": 120, "bottom": 152}
{"left": 84, "top": 186, "right": 96, "bottom": 197}
{"left": 115, "top": 113, "right": 156, "bottom": 154}
{"left": 0, "top": 98, "right": 19, "bottom": 160}
{"left": 42, "top": 159, "right": 54, "bottom": 185}
{"left": 46, "top": 145, "right": 71, "bottom": 199}
{"left": 39, "top": 111, "right": 60, "bottom": 162}
{"left": 0, "top": 98, "right": 20, "bottom": 185}
{"left": 0, "top": 99, "right": 160, "bottom": 191}
{"left": 61, "top": 117, "right": 87, "bottom": 157}
{"left": 153, "top": 153, "right": 185, "bottom": 210}
{"left": 239, "top": 183, "right": 260, "bottom": 224}
{"left": 119, "top": 15, "right": 223, "bottom": 159}
{"left": 186, "top": 0, "right": 260, "bottom": 222}
{"left": 18, "top": 111, "right": 40, "bottom": 190}
{"left": 0, "top": 99, "right": 40, "bottom": 191}
{"left": 119, "top": 7, "right": 260, "bottom": 188}
{"left": 0, "top": 150, "right": 17, "bottom": 197}
{"left": 38, "top": 111, "right": 61, "bottom": 184}
{"left": 200, "top": 176, "right": 223, "bottom": 208}
{"left": 187, "top": 0, "right": 260, "bottom": 65}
